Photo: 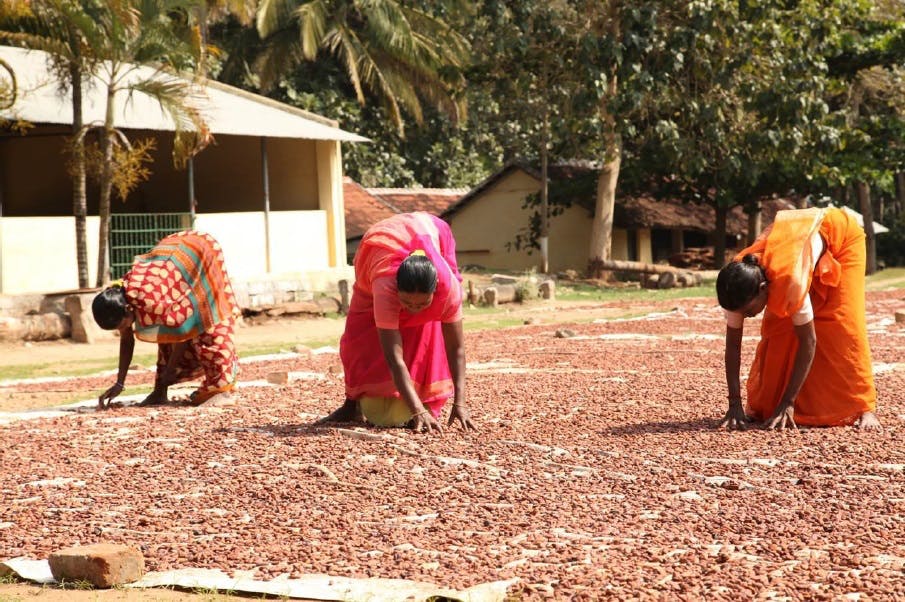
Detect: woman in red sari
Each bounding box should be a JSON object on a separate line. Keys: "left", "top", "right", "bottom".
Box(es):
{"left": 716, "top": 207, "right": 880, "bottom": 431}
{"left": 320, "top": 212, "right": 475, "bottom": 434}
{"left": 92, "top": 230, "right": 240, "bottom": 408}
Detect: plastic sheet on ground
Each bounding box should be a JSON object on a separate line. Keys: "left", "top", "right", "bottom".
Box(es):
{"left": 0, "top": 559, "right": 517, "bottom": 601}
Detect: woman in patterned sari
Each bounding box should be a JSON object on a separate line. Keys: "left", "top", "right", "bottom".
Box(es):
{"left": 716, "top": 207, "right": 880, "bottom": 431}
{"left": 92, "top": 230, "right": 240, "bottom": 408}
{"left": 319, "top": 212, "right": 476, "bottom": 435}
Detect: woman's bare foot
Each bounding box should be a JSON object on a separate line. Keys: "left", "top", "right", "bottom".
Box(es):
{"left": 138, "top": 389, "right": 168, "bottom": 406}
{"left": 316, "top": 398, "right": 364, "bottom": 424}
{"left": 857, "top": 411, "right": 881, "bottom": 431}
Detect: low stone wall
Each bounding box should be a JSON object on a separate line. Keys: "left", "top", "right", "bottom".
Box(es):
{"left": 0, "top": 267, "right": 356, "bottom": 342}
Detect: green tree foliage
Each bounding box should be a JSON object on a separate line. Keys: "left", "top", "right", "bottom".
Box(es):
{"left": 627, "top": 1, "right": 866, "bottom": 266}
{"left": 253, "top": 0, "right": 469, "bottom": 135}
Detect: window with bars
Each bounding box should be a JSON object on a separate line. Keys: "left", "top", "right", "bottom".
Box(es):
{"left": 109, "top": 213, "right": 193, "bottom": 279}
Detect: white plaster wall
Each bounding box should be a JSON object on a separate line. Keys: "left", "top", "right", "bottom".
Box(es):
{"left": 194, "top": 210, "right": 329, "bottom": 279}
{"left": 0, "top": 216, "right": 100, "bottom": 294}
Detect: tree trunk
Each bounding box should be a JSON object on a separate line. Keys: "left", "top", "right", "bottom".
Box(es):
{"left": 746, "top": 200, "right": 762, "bottom": 245}
{"left": 714, "top": 204, "right": 728, "bottom": 269}
{"left": 895, "top": 172, "right": 905, "bottom": 217}
{"left": 70, "top": 49, "right": 89, "bottom": 289}
{"left": 539, "top": 109, "right": 549, "bottom": 274}
{"left": 856, "top": 180, "right": 877, "bottom": 275}
{"left": 588, "top": 153, "right": 620, "bottom": 278}
{"left": 587, "top": 70, "right": 621, "bottom": 278}
{"left": 95, "top": 84, "right": 117, "bottom": 287}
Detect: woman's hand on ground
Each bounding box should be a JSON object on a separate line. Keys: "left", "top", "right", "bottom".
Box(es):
{"left": 412, "top": 410, "right": 443, "bottom": 435}
{"left": 97, "top": 383, "right": 123, "bottom": 410}
{"left": 448, "top": 404, "right": 476, "bottom": 431}
{"left": 857, "top": 411, "right": 882, "bottom": 431}
{"left": 719, "top": 402, "right": 751, "bottom": 431}
{"left": 765, "top": 402, "right": 797, "bottom": 430}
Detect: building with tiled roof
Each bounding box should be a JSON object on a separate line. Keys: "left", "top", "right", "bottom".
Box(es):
{"left": 368, "top": 188, "right": 468, "bottom": 217}
{"left": 343, "top": 178, "right": 399, "bottom": 257}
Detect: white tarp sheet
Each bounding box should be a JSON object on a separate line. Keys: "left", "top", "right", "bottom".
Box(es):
{"left": 0, "top": 558, "right": 517, "bottom": 601}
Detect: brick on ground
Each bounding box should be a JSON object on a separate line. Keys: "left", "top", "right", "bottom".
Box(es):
{"left": 48, "top": 543, "right": 145, "bottom": 588}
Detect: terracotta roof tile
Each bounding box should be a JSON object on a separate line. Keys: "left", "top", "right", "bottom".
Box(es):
{"left": 343, "top": 177, "right": 398, "bottom": 239}
{"left": 368, "top": 188, "right": 467, "bottom": 216}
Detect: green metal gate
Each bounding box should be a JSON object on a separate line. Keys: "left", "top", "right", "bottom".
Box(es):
{"left": 109, "top": 213, "right": 193, "bottom": 279}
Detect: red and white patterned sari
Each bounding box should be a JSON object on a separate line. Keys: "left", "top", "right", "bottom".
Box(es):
{"left": 123, "top": 231, "right": 240, "bottom": 402}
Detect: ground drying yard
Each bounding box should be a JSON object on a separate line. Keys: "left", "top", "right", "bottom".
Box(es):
{"left": 1, "top": 291, "right": 904, "bottom": 599}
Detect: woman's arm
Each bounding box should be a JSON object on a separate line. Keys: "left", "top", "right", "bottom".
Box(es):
{"left": 441, "top": 320, "right": 475, "bottom": 430}
{"left": 377, "top": 328, "right": 443, "bottom": 433}
{"left": 720, "top": 325, "right": 749, "bottom": 430}
{"left": 98, "top": 324, "right": 136, "bottom": 409}
{"left": 766, "top": 320, "right": 816, "bottom": 429}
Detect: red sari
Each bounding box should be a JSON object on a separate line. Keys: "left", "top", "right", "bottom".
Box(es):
{"left": 738, "top": 208, "right": 876, "bottom": 426}
{"left": 123, "top": 231, "right": 240, "bottom": 402}
{"left": 341, "top": 213, "right": 463, "bottom": 418}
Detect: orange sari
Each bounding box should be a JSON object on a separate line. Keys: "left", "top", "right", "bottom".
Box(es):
{"left": 738, "top": 208, "right": 876, "bottom": 426}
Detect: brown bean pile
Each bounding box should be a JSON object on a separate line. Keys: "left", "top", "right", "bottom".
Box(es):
{"left": 2, "top": 291, "right": 903, "bottom": 599}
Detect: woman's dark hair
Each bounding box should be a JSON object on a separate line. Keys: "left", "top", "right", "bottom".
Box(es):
{"left": 716, "top": 254, "right": 767, "bottom": 311}
{"left": 397, "top": 254, "right": 438, "bottom": 294}
{"left": 92, "top": 286, "right": 128, "bottom": 329}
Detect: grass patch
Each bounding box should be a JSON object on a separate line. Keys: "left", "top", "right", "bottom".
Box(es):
{"left": 0, "top": 572, "right": 21, "bottom": 585}
{"left": 555, "top": 282, "right": 715, "bottom": 302}
{"left": 242, "top": 338, "right": 339, "bottom": 356}
{"left": 463, "top": 317, "right": 526, "bottom": 331}
{"left": 0, "top": 352, "right": 158, "bottom": 383}
{"left": 866, "top": 266, "right": 905, "bottom": 289}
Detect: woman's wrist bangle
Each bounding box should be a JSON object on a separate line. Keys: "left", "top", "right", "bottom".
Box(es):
{"left": 414, "top": 409, "right": 429, "bottom": 417}
{"left": 114, "top": 381, "right": 125, "bottom": 389}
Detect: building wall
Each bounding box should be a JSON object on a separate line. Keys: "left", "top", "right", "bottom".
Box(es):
{"left": 448, "top": 170, "right": 644, "bottom": 272}
{"left": 0, "top": 216, "right": 101, "bottom": 293}
{"left": 0, "top": 133, "right": 96, "bottom": 217}
{"left": 0, "top": 211, "right": 337, "bottom": 295}
{"left": 0, "top": 129, "right": 321, "bottom": 216}
{"left": 193, "top": 211, "right": 329, "bottom": 279}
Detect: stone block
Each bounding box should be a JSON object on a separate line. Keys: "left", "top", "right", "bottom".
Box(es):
{"left": 490, "top": 274, "right": 518, "bottom": 285}
{"left": 267, "top": 371, "right": 290, "bottom": 385}
{"left": 657, "top": 271, "right": 677, "bottom": 289}
{"left": 539, "top": 280, "right": 556, "bottom": 300}
{"left": 65, "top": 294, "right": 106, "bottom": 344}
{"left": 483, "top": 287, "right": 499, "bottom": 308}
{"left": 49, "top": 543, "right": 144, "bottom": 588}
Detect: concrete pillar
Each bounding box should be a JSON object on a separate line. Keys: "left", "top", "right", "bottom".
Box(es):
{"left": 316, "top": 140, "right": 347, "bottom": 268}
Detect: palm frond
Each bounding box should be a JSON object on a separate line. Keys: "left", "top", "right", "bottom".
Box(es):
{"left": 332, "top": 26, "right": 366, "bottom": 104}
{"left": 295, "top": 0, "right": 327, "bottom": 59}
{"left": 257, "top": 0, "right": 300, "bottom": 39}
{"left": 126, "top": 75, "right": 212, "bottom": 164}
{"left": 253, "top": 26, "right": 304, "bottom": 90}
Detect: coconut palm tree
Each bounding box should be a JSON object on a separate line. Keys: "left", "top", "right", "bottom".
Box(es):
{"left": 0, "top": 0, "right": 106, "bottom": 288}
{"left": 2, "top": 0, "right": 223, "bottom": 287}
{"left": 84, "top": 0, "right": 213, "bottom": 286}
{"left": 254, "top": 0, "right": 468, "bottom": 134}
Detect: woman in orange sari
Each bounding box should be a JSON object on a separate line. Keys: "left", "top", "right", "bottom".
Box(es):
{"left": 716, "top": 207, "right": 880, "bottom": 431}
{"left": 92, "top": 230, "right": 240, "bottom": 408}
{"left": 319, "top": 212, "right": 475, "bottom": 435}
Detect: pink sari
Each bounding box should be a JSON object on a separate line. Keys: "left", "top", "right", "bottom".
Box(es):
{"left": 340, "top": 213, "right": 463, "bottom": 418}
